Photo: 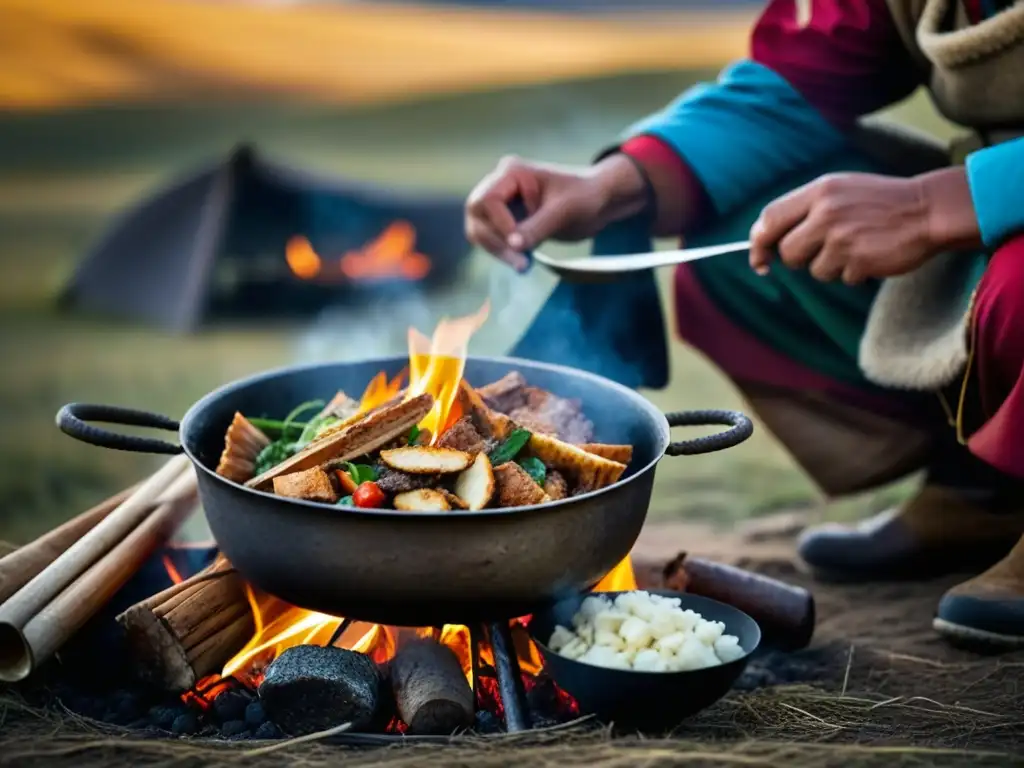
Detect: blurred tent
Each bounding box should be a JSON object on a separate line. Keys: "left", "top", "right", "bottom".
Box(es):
{"left": 0, "top": 0, "right": 756, "bottom": 110}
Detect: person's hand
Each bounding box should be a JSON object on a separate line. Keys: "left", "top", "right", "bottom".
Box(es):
{"left": 464, "top": 154, "right": 646, "bottom": 270}
{"left": 748, "top": 170, "right": 979, "bottom": 285}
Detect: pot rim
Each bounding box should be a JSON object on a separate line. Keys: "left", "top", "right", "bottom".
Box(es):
{"left": 180, "top": 354, "right": 671, "bottom": 520}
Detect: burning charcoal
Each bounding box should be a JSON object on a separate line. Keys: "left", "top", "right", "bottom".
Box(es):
{"left": 390, "top": 639, "right": 474, "bottom": 735}
{"left": 253, "top": 721, "right": 282, "bottom": 740}
{"left": 244, "top": 700, "right": 268, "bottom": 728}
{"left": 221, "top": 719, "right": 249, "bottom": 738}
{"left": 435, "top": 417, "right": 486, "bottom": 455}
{"left": 376, "top": 468, "right": 436, "bottom": 495}
{"left": 172, "top": 712, "right": 200, "bottom": 735}
{"left": 478, "top": 372, "right": 528, "bottom": 414}
{"left": 212, "top": 689, "right": 252, "bottom": 723}
{"left": 258, "top": 646, "right": 382, "bottom": 736}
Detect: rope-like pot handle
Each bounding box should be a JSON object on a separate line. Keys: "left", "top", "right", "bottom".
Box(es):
{"left": 56, "top": 403, "right": 183, "bottom": 455}
{"left": 664, "top": 410, "right": 753, "bottom": 456}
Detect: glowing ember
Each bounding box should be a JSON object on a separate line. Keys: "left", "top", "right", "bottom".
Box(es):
{"left": 162, "top": 555, "right": 184, "bottom": 585}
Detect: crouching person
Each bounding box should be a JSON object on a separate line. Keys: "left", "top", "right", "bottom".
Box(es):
{"left": 464, "top": 0, "right": 1024, "bottom": 648}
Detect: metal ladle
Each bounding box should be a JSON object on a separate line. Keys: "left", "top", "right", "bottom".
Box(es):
{"left": 507, "top": 198, "right": 749, "bottom": 282}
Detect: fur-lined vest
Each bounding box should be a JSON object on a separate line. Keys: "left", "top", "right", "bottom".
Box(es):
{"left": 854, "top": 0, "right": 1024, "bottom": 391}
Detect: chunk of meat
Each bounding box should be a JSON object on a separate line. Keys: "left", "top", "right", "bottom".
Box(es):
{"left": 478, "top": 372, "right": 528, "bottom": 414}
{"left": 273, "top": 467, "right": 339, "bottom": 503}
{"left": 493, "top": 462, "right": 550, "bottom": 508}
{"left": 543, "top": 470, "right": 568, "bottom": 501}
{"left": 435, "top": 417, "right": 486, "bottom": 455}
{"left": 521, "top": 387, "right": 595, "bottom": 443}
{"left": 376, "top": 468, "right": 436, "bottom": 495}
{"left": 457, "top": 381, "right": 514, "bottom": 440}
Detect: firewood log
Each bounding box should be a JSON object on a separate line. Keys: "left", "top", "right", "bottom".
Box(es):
{"left": 389, "top": 639, "right": 474, "bottom": 735}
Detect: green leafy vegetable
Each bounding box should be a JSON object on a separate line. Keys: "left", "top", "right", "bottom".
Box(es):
{"left": 408, "top": 425, "right": 421, "bottom": 445}
{"left": 488, "top": 428, "right": 532, "bottom": 465}
{"left": 344, "top": 462, "right": 378, "bottom": 485}
{"left": 248, "top": 399, "right": 324, "bottom": 440}
{"left": 517, "top": 456, "right": 547, "bottom": 487}
{"left": 336, "top": 495, "right": 354, "bottom": 506}
{"left": 248, "top": 418, "right": 307, "bottom": 438}
{"left": 297, "top": 414, "right": 340, "bottom": 447}
{"left": 254, "top": 441, "right": 296, "bottom": 475}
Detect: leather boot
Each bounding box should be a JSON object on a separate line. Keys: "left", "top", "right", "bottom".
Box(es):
{"left": 934, "top": 535, "right": 1024, "bottom": 649}
{"left": 797, "top": 485, "right": 1024, "bottom": 582}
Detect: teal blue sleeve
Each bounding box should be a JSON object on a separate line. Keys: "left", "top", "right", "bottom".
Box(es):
{"left": 623, "top": 59, "right": 848, "bottom": 218}
{"left": 965, "top": 137, "right": 1024, "bottom": 248}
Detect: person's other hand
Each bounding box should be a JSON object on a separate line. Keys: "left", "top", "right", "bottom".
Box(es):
{"left": 748, "top": 172, "right": 949, "bottom": 285}
{"left": 465, "top": 154, "right": 646, "bottom": 270}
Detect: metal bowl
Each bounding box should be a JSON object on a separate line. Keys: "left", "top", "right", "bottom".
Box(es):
{"left": 527, "top": 590, "right": 761, "bottom": 730}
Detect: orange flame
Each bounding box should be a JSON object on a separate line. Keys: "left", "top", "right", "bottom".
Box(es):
{"left": 406, "top": 301, "right": 490, "bottom": 440}
{"left": 285, "top": 223, "right": 431, "bottom": 283}
{"left": 284, "top": 235, "right": 322, "bottom": 280}
{"left": 357, "top": 370, "right": 407, "bottom": 414}
{"left": 340, "top": 221, "right": 431, "bottom": 281}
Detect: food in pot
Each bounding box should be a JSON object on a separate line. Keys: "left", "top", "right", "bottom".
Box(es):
{"left": 547, "top": 591, "right": 746, "bottom": 672}
{"left": 214, "top": 372, "right": 634, "bottom": 511}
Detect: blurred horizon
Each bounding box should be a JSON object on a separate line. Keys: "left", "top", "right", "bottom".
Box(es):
{"left": 0, "top": 0, "right": 756, "bottom": 111}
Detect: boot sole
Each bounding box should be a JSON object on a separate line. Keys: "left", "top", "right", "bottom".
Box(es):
{"left": 932, "top": 617, "right": 1024, "bottom": 650}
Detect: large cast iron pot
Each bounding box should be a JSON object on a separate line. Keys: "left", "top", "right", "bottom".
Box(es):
{"left": 56, "top": 356, "right": 752, "bottom": 626}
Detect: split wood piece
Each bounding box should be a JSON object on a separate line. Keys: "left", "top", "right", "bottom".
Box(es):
{"left": 527, "top": 432, "right": 626, "bottom": 490}
{"left": 246, "top": 394, "right": 433, "bottom": 491}
{"left": 215, "top": 413, "right": 270, "bottom": 484}
{"left": 117, "top": 558, "right": 254, "bottom": 692}
{"left": 0, "top": 484, "right": 139, "bottom": 605}
{"left": 390, "top": 639, "right": 474, "bottom": 735}
{"left": 310, "top": 389, "right": 409, "bottom": 445}
{"left": 0, "top": 461, "right": 199, "bottom": 682}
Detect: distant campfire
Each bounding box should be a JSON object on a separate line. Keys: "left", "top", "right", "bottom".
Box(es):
{"left": 59, "top": 144, "right": 471, "bottom": 330}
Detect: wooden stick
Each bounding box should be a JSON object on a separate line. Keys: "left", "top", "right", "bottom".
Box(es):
{"left": 0, "top": 455, "right": 188, "bottom": 634}
{"left": 0, "top": 485, "right": 139, "bottom": 605}
{"left": 390, "top": 638, "right": 474, "bottom": 735}
{"left": 0, "top": 459, "right": 196, "bottom": 682}
{"left": 117, "top": 558, "right": 254, "bottom": 692}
